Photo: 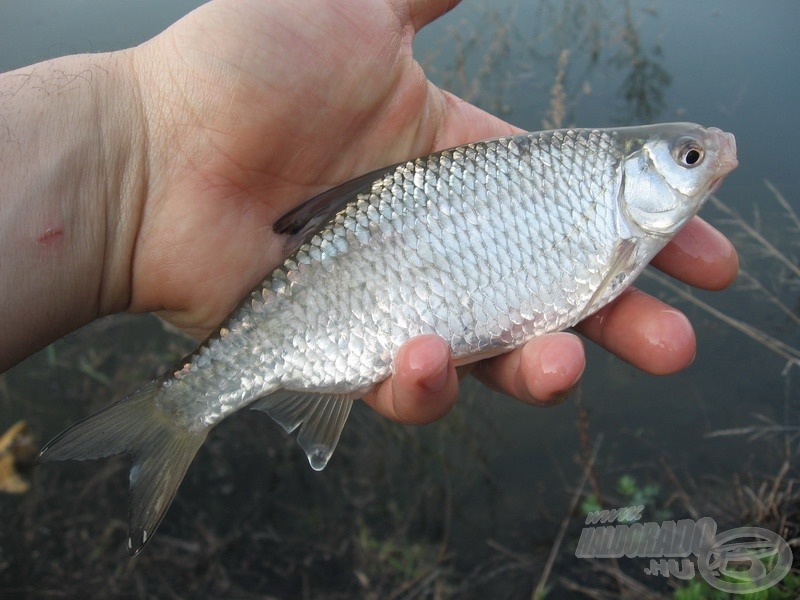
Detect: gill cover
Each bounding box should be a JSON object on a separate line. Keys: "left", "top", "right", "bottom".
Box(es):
{"left": 620, "top": 140, "right": 695, "bottom": 236}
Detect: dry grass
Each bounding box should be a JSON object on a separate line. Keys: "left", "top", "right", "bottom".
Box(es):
{"left": 563, "top": 180, "right": 800, "bottom": 598}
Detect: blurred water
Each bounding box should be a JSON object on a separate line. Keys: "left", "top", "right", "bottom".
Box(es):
{"left": 1, "top": 1, "right": 798, "bottom": 597}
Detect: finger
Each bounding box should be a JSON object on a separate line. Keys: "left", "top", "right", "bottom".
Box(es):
{"left": 472, "top": 332, "right": 585, "bottom": 406}
{"left": 427, "top": 89, "right": 522, "bottom": 151}
{"left": 651, "top": 216, "right": 738, "bottom": 290}
{"left": 576, "top": 288, "right": 696, "bottom": 375}
{"left": 362, "top": 334, "right": 459, "bottom": 424}
{"left": 404, "top": 0, "right": 463, "bottom": 32}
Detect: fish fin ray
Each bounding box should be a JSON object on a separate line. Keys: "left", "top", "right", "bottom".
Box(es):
{"left": 273, "top": 134, "right": 524, "bottom": 254}
{"left": 39, "top": 382, "right": 207, "bottom": 556}
{"left": 273, "top": 164, "right": 401, "bottom": 254}
{"left": 576, "top": 239, "right": 637, "bottom": 322}
{"left": 251, "top": 391, "right": 353, "bottom": 471}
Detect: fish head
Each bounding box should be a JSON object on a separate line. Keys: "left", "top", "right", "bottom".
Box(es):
{"left": 620, "top": 123, "right": 738, "bottom": 236}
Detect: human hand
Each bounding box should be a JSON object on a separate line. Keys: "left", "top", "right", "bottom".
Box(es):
{"left": 116, "top": 0, "right": 737, "bottom": 422}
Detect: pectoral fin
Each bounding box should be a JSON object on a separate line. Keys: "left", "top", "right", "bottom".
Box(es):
{"left": 576, "top": 239, "right": 637, "bottom": 322}
{"left": 250, "top": 391, "right": 353, "bottom": 471}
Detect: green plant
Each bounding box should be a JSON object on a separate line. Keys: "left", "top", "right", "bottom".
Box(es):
{"left": 673, "top": 566, "right": 800, "bottom": 600}
{"left": 580, "top": 474, "right": 671, "bottom": 521}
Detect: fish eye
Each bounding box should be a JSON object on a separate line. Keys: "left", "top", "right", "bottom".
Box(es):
{"left": 673, "top": 137, "right": 705, "bottom": 168}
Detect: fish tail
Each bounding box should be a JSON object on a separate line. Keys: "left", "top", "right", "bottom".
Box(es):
{"left": 38, "top": 382, "right": 207, "bottom": 555}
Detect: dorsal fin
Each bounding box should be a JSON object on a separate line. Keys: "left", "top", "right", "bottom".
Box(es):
{"left": 273, "top": 162, "right": 405, "bottom": 254}
{"left": 273, "top": 134, "right": 527, "bottom": 253}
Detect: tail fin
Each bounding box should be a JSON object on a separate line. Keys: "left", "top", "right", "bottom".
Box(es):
{"left": 39, "top": 382, "right": 207, "bottom": 555}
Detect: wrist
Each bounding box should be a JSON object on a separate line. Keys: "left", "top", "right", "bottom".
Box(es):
{"left": 90, "top": 49, "right": 149, "bottom": 317}
{"left": 0, "top": 51, "right": 147, "bottom": 368}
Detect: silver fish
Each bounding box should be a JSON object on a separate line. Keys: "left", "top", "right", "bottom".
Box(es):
{"left": 40, "top": 123, "right": 738, "bottom": 553}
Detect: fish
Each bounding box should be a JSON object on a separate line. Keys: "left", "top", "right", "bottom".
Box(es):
{"left": 39, "top": 123, "right": 738, "bottom": 554}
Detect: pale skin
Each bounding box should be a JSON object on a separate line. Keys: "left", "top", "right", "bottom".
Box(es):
{"left": 0, "top": 0, "right": 737, "bottom": 424}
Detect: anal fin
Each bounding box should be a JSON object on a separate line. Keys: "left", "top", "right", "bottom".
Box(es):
{"left": 251, "top": 391, "right": 353, "bottom": 471}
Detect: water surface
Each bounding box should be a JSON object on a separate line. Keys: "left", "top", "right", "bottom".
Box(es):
{"left": 1, "top": 1, "right": 798, "bottom": 597}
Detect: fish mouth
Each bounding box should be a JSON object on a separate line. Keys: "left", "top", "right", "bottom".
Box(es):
{"left": 719, "top": 153, "right": 739, "bottom": 174}
{"left": 709, "top": 128, "right": 739, "bottom": 175}
{"left": 708, "top": 174, "right": 728, "bottom": 194}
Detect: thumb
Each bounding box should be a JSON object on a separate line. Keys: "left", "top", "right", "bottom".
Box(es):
{"left": 403, "top": 0, "right": 463, "bottom": 32}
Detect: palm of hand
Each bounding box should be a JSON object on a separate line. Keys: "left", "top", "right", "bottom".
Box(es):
{"left": 128, "top": 0, "right": 513, "bottom": 338}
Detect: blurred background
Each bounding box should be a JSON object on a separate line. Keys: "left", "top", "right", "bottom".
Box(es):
{"left": 1, "top": 1, "right": 798, "bottom": 598}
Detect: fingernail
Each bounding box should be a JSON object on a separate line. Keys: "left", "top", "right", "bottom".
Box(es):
{"left": 407, "top": 336, "right": 451, "bottom": 393}
{"left": 535, "top": 333, "right": 585, "bottom": 405}
{"left": 539, "top": 333, "right": 586, "bottom": 377}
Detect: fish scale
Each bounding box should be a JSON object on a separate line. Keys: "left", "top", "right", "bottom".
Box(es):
{"left": 39, "top": 123, "right": 738, "bottom": 554}
{"left": 272, "top": 133, "right": 615, "bottom": 383}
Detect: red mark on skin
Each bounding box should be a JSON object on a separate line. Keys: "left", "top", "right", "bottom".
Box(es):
{"left": 37, "top": 227, "right": 64, "bottom": 247}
